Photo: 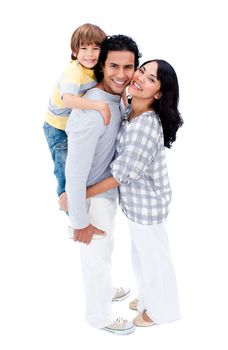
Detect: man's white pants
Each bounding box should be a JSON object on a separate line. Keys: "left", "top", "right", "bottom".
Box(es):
{"left": 128, "top": 219, "right": 181, "bottom": 324}
{"left": 79, "top": 197, "right": 117, "bottom": 329}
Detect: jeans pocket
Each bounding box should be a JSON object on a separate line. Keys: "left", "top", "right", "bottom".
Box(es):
{"left": 43, "top": 122, "right": 67, "bottom": 149}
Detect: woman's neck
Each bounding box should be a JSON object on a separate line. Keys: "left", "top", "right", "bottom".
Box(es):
{"left": 128, "top": 99, "right": 152, "bottom": 121}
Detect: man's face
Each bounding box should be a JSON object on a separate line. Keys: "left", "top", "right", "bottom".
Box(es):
{"left": 101, "top": 50, "right": 135, "bottom": 95}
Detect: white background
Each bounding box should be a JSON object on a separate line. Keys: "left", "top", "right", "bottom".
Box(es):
{"left": 0, "top": 0, "right": 228, "bottom": 348}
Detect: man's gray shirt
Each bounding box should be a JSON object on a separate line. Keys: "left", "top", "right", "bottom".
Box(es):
{"left": 65, "top": 87, "right": 122, "bottom": 229}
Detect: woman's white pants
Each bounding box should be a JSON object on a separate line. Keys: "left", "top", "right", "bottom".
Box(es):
{"left": 79, "top": 197, "right": 117, "bottom": 329}
{"left": 128, "top": 219, "right": 181, "bottom": 324}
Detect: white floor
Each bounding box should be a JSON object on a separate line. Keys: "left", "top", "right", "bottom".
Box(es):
{"left": 1, "top": 1, "right": 228, "bottom": 348}
{"left": 1, "top": 188, "right": 227, "bottom": 349}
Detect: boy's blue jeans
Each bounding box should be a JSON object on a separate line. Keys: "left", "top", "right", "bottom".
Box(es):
{"left": 43, "top": 122, "right": 67, "bottom": 197}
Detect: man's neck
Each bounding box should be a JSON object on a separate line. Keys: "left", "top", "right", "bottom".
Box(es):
{"left": 96, "top": 81, "right": 121, "bottom": 97}
{"left": 96, "top": 81, "right": 105, "bottom": 91}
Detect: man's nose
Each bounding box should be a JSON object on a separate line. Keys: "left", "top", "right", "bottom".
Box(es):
{"left": 117, "top": 68, "right": 126, "bottom": 79}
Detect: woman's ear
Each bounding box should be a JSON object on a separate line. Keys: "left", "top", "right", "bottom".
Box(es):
{"left": 154, "top": 91, "right": 162, "bottom": 100}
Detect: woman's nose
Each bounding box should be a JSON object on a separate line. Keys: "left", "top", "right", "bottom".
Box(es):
{"left": 136, "top": 70, "right": 144, "bottom": 82}
{"left": 137, "top": 74, "right": 144, "bottom": 83}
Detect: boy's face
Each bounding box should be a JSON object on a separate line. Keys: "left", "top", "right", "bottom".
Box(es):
{"left": 101, "top": 50, "right": 135, "bottom": 95}
{"left": 75, "top": 44, "right": 101, "bottom": 69}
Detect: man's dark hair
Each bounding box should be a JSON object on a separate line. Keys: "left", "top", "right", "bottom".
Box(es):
{"left": 94, "top": 35, "right": 141, "bottom": 82}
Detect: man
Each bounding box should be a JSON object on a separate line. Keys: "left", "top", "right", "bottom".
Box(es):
{"left": 65, "top": 35, "right": 141, "bottom": 335}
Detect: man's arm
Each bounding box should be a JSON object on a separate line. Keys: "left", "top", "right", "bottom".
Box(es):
{"left": 65, "top": 109, "right": 105, "bottom": 243}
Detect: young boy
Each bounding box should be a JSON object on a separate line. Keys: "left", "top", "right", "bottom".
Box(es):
{"left": 43, "top": 23, "right": 108, "bottom": 212}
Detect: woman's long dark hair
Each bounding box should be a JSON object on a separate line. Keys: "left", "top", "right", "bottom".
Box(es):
{"left": 141, "top": 60, "right": 183, "bottom": 148}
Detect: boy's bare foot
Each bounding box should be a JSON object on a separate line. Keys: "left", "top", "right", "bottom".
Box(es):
{"left": 58, "top": 192, "right": 68, "bottom": 212}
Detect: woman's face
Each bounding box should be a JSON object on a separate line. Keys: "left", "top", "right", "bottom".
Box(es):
{"left": 128, "top": 61, "right": 161, "bottom": 102}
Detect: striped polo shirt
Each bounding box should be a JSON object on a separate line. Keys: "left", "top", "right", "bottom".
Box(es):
{"left": 45, "top": 60, "right": 97, "bottom": 130}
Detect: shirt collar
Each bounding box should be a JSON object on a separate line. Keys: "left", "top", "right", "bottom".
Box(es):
{"left": 123, "top": 104, "right": 132, "bottom": 121}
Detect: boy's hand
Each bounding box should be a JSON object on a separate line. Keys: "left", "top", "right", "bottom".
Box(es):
{"left": 99, "top": 103, "right": 111, "bottom": 125}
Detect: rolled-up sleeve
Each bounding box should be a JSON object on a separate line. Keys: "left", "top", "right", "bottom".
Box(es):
{"left": 60, "top": 82, "right": 80, "bottom": 98}
{"left": 111, "top": 117, "right": 159, "bottom": 184}
{"left": 60, "top": 65, "right": 81, "bottom": 98}
{"left": 65, "top": 110, "right": 104, "bottom": 229}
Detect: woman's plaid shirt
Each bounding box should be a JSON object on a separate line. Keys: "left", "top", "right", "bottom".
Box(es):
{"left": 110, "top": 109, "right": 172, "bottom": 225}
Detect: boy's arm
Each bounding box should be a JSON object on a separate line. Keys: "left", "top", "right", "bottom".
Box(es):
{"left": 86, "top": 176, "right": 119, "bottom": 198}
{"left": 63, "top": 93, "right": 110, "bottom": 125}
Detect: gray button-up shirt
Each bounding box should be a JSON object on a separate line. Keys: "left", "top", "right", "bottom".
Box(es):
{"left": 65, "top": 87, "right": 122, "bottom": 229}
{"left": 110, "top": 108, "right": 172, "bottom": 225}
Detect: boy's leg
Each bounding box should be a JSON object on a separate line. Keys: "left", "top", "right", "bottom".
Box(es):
{"left": 43, "top": 122, "right": 67, "bottom": 196}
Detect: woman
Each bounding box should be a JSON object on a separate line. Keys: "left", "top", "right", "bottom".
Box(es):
{"left": 87, "top": 59, "right": 183, "bottom": 326}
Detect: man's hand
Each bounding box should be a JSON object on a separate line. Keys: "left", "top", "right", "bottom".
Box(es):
{"left": 73, "top": 224, "right": 106, "bottom": 244}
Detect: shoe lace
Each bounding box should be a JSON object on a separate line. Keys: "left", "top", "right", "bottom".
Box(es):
{"left": 114, "top": 287, "right": 123, "bottom": 297}
{"left": 115, "top": 317, "right": 124, "bottom": 325}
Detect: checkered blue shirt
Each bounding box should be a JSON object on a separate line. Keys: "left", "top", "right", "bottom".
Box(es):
{"left": 110, "top": 107, "right": 172, "bottom": 225}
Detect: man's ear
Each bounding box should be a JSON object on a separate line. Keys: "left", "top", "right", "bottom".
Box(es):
{"left": 100, "top": 63, "right": 104, "bottom": 72}
{"left": 154, "top": 91, "right": 162, "bottom": 100}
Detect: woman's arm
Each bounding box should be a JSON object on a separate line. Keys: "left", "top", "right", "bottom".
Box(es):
{"left": 86, "top": 176, "right": 119, "bottom": 198}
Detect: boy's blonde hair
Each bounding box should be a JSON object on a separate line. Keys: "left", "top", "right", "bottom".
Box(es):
{"left": 71, "top": 23, "right": 106, "bottom": 59}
